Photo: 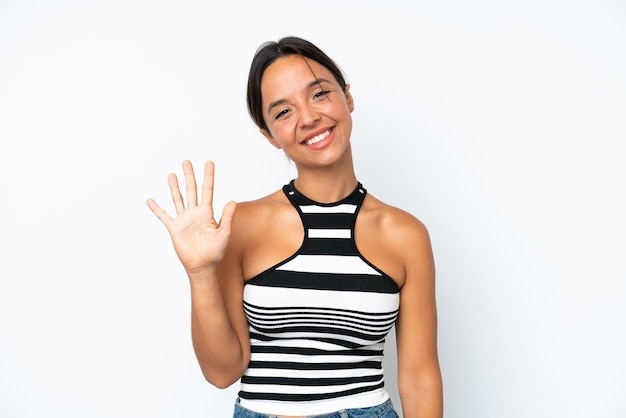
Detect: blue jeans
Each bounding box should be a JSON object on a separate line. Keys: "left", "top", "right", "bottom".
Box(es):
{"left": 232, "top": 397, "right": 399, "bottom": 418}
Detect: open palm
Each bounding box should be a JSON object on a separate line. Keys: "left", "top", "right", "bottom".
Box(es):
{"left": 147, "top": 160, "right": 236, "bottom": 273}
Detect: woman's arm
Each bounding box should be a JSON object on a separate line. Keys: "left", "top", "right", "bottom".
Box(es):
{"left": 147, "top": 160, "right": 249, "bottom": 388}
{"left": 393, "top": 215, "right": 443, "bottom": 418}
{"left": 189, "top": 259, "right": 249, "bottom": 388}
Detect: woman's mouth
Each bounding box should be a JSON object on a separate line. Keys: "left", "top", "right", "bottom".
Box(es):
{"left": 303, "top": 129, "right": 332, "bottom": 145}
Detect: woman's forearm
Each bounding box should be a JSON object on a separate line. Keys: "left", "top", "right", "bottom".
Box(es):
{"left": 398, "top": 368, "right": 443, "bottom": 418}
{"left": 188, "top": 267, "right": 247, "bottom": 388}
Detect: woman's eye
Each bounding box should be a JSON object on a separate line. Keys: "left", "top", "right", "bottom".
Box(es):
{"left": 313, "top": 90, "right": 330, "bottom": 99}
{"left": 275, "top": 109, "right": 289, "bottom": 120}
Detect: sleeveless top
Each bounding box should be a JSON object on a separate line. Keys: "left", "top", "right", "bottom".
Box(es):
{"left": 239, "top": 181, "right": 400, "bottom": 416}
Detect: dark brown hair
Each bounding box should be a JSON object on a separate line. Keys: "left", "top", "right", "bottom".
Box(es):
{"left": 246, "top": 36, "right": 347, "bottom": 130}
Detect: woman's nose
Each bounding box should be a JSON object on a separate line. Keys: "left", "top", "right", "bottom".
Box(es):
{"left": 298, "top": 102, "right": 321, "bottom": 126}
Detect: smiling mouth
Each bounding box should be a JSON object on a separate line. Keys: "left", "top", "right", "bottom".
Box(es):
{"left": 303, "top": 129, "right": 332, "bottom": 145}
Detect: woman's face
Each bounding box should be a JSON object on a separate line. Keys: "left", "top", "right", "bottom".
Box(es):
{"left": 259, "top": 54, "right": 354, "bottom": 169}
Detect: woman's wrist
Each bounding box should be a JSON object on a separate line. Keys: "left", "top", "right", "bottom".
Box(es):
{"left": 186, "top": 264, "right": 220, "bottom": 287}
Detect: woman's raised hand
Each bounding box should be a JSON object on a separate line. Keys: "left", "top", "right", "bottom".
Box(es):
{"left": 147, "top": 160, "right": 237, "bottom": 274}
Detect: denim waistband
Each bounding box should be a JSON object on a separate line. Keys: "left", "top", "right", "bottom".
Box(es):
{"left": 232, "top": 397, "right": 399, "bottom": 418}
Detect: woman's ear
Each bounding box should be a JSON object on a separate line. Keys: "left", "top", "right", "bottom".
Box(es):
{"left": 260, "top": 128, "right": 282, "bottom": 149}
{"left": 344, "top": 84, "right": 355, "bottom": 113}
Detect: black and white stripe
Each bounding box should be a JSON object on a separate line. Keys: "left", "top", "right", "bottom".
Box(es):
{"left": 239, "top": 181, "right": 400, "bottom": 416}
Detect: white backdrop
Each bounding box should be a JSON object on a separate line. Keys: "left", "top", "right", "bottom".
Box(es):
{"left": 1, "top": 1, "right": 625, "bottom": 417}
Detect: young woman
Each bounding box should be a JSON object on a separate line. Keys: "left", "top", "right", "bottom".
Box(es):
{"left": 147, "top": 36, "right": 442, "bottom": 418}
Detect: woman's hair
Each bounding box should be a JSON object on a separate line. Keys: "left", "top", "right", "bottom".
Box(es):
{"left": 246, "top": 36, "right": 347, "bottom": 130}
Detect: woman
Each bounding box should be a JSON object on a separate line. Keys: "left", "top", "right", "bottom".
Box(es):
{"left": 147, "top": 36, "right": 442, "bottom": 418}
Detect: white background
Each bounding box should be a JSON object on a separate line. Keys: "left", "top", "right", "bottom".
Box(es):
{"left": 1, "top": 1, "right": 625, "bottom": 417}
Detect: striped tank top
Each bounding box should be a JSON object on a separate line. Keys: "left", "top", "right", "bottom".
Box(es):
{"left": 239, "top": 181, "right": 400, "bottom": 416}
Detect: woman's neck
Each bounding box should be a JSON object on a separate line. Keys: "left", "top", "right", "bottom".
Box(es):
{"left": 293, "top": 161, "right": 358, "bottom": 203}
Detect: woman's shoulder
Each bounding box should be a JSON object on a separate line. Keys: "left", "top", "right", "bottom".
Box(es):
{"left": 233, "top": 188, "right": 289, "bottom": 217}
{"left": 229, "top": 188, "right": 296, "bottom": 235}
{"left": 226, "top": 187, "right": 303, "bottom": 273}
{"left": 357, "top": 193, "right": 432, "bottom": 288}
{"left": 361, "top": 193, "right": 430, "bottom": 240}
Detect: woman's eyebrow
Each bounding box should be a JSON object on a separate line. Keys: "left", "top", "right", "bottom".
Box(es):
{"left": 267, "top": 78, "right": 333, "bottom": 113}
{"left": 267, "top": 98, "right": 287, "bottom": 114}
{"left": 306, "top": 78, "right": 332, "bottom": 89}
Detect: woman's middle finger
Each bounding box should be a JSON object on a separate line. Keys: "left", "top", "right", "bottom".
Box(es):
{"left": 182, "top": 160, "right": 198, "bottom": 207}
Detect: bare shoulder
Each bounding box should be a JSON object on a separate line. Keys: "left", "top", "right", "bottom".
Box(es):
{"left": 357, "top": 193, "right": 433, "bottom": 288}
{"left": 232, "top": 189, "right": 288, "bottom": 222}
{"left": 361, "top": 193, "right": 432, "bottom": 246}
{"left": 226, "top": 188, "right": 303, "bottom": 279}
{"left": 229, "top": 189, "right": 292, "bottom": 241}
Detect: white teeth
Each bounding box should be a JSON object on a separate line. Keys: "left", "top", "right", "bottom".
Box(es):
{"left": 304, "top": 129, "right": 331, "bottom": 145}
